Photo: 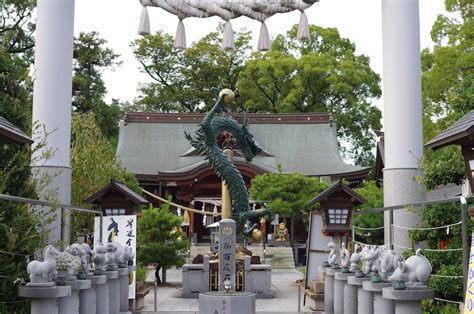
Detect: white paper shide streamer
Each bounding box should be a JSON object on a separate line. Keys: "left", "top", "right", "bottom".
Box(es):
{"left": 138, "top": 0, "right": 319, "bottom": 51}
{"left": 174, "top": 19, "right": 187, "bottom": 49}
{"left": 222, "top": 21, "right": 235, "bottom": 51}
{"left": 297, "top": 11, "right": 310, "bottom": 42}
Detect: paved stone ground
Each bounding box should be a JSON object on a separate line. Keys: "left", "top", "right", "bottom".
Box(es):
{"left": 137, "top": 266, "right": 318, "bottom": 313}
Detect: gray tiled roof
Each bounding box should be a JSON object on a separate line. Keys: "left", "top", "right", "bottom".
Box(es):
{"left": 116, "top": 114, "right": 368, "bottom": 177}
{"left": 0, "top": 116, "right": 33, "bottom": 145}
{"left": 426, "top": 111, "right": 474, "bottom": 150}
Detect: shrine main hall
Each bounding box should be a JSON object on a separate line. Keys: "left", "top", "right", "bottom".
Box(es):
{"left": 116, "top": 112, "right": 369, "bottom": 244}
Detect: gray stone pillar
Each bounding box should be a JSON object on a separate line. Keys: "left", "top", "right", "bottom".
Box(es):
{"left": 347, "top": 276, "right": 371, "bottom": 314}
{"left": 105, "top": 270, "right": 119, "bottom": 314}
{"left": 343, "top": 276, "right": 359, "bottom": 314}
{"left": 96, "top": 274, "right": 109, "bottom": 314}
{"left": 334, "top": 272, "right": 351, "bottom": 314}
{"left": 19, "top": 285, "right": 71, "bottom": 314}
{"left": 58, "top": 280, "right": 91, "bottom": 314}
{"left": 244, "top": 255, "right": 251, "bottom": 293}
{"left": 80, "top": 275, "right": 106, "bottom": 314}
{"left": 383, "top": 287, "right": 434, "bottom": 314}
{"left": 118, "top": 267, "right": 130, "bottom": 312}
{"left": 324, "top": 268, "right": 340, "bottom": 313}
{"left": 363, "top": 281, "right": 394, "bottom": 314}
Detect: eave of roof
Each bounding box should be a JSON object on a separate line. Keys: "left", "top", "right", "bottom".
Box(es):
{"left": 307, "top": 180, "right": 367, "bottom": 206}
{"left": 426, "top": 111, "right": 474, "bottom": 150}
{"left": 0, "top": 116, "right": 33, "bottom": 146}
{"left": 125, "top": 112, "right": 332, "bottom": 124}
{"left": 85, "top": 179, "right": 149, "bottom": 205}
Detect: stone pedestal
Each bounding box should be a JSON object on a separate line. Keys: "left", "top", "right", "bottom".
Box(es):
{"left": 58, "top": 279, "right": 91, "bottom": 314}
{"left": 383, "top": 287, "right": 434, "bottom": 314}
{"left": 80, "top": 275, "right": 106, "bottom": 314}
{"left": 324, "top": 268, "right": 340, "bottom": 313}
{"left": 342, "top": 275, "right": 358, "bottom": 314}
{"left": 118, "top": 267, "right": 130, "bottom": 312}
{"left": 363, "top": 281, "right": 394, "bottom": 314}
{"left": 347, "top": 276, "right": 371, "bottom": 314}
{"left": 19, "top": 284, "right": 71, "bottom": 314}
{"left": 199, "top": 292, "right": 256, "bottom": 314}
{"left": 96, "top": 274, "right": 109, "bottom": 314}
{"left": 334, "top": 272, "right": 351, "bottom": 314}
{"left": 105, "top": 270, "right": 119, "bottom": 314}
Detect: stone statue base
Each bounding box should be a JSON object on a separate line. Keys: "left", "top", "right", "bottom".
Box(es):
{"left": 199, "top": 292, "right": 255, "bottom": 314}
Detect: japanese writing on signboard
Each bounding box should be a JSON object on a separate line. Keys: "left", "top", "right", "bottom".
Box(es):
{"left": 94, "top": 215, "right": 137, "bottom": 299}
{"left": 218, "top": 219, "right": 236, "bottom": 291}
{"left": 464, "top": 233, "right": 474, "bottom": 313}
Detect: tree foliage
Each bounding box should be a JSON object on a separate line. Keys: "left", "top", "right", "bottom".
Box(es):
{"left": 421, "top": 0, "right": 473, "bottom": 190}
{"left": 249, "top": 172, "right": 328, "bottom": 222}
{"left": 0, "top": 31, "right": 45, "bottom": 314}
{"left": 130, "top": 25, "right": 252, "bottom": 113}
{"left": 137, "top": 202, "right": 189, "bottom": 278}
{"left": 407, "top": 201, "right": 471, "bottom": 305}
{"left": 238, "top": 25, "right": 382, "bottom": 165}
{"left": 353, "top": 181, "right": 383, "bottom": 244}
{"left": 73, "top": 32, "right": 123, "bottom": 141}
{"left": 1, "top": 0, "right": 35, "bottom": 56}
{"left": 70, "top": 112, "right": 140, "bottom": 235}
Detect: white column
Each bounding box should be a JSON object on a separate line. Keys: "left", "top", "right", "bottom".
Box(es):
{"left": 382, "top": 0, "right": 425, "bottom": 249}
{"left": 32, "top": 0, "right": 75, "bottom": 244}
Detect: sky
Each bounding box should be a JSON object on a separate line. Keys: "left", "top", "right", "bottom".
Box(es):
{"left": 74, "top": 0, "right": 447, "bottom": 109}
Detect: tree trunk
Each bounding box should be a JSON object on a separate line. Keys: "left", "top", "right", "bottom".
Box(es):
{"left": 162, "top": 267, "right": 167, "bottom": 284}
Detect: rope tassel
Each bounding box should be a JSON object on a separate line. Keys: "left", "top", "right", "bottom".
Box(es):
{"left": 138, "top": 5, "right": 151, "bottom": 36}
{"left": 257, "top": 21, "right": 270, "bottom": 51}
{"left": 174, "top": 19, "right": 186, "bottom": 49}
{"left": 297, "top": 11, "right": 310, "bottom": 42}
{"left": 222, "top": 21, "right": 235, "bottom": 51}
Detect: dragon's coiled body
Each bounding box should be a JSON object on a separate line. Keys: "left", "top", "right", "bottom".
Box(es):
{"left": 184, "top": 89, "right": 269, "bottom": 237}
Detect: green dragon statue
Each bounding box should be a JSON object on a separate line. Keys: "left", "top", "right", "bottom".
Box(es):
{"left": 184, "top": 88, "right": 270, "bottom": 238}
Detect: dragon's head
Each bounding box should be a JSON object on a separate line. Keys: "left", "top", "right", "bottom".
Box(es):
{"left": 238, "top": 114, "right": 262, "bottom": 162}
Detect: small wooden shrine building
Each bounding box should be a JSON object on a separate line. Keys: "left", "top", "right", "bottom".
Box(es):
{"left": 116, "top": 112, "right": 370, "bottom": 243}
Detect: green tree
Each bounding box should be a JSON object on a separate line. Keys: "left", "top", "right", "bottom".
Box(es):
{"left": 70, "top": 112, "right": 140, "bottom": 236}
{"left": 137, "top": 202, "right": 189, "bottom": 284}
{"left": 353, "top": 181, "right": 384, "bottom": 244}
{"left": 407, "top": 201, "right": 470, "bottom": 307}
{"left": 130, "top": 25, "right": 252, "bottom": 113}
{"left": 0, "top": 42, "right": 46, "bottom": 314}
{"left": 73, "top": 32, "right": 123, "bottom": 141}
{"left": 1, "top": 0, "right": 35, "bottom": 57}
{"left": 249, "top": 172, "right": 328, "bottom": 222}
{"left": 421, "top": 0, "right": 473, "bottom": 190}
{"left": 238, "top": 25, "right": 382, "bottom": 165}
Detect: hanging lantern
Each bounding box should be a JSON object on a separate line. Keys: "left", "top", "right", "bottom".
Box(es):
{"left": 177, "top": 207, "right": 181, "bottom": 216}
{"left": 203, "top": 214, "right": 207, "bottom": 226}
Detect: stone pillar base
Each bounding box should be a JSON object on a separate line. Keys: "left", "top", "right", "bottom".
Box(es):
{"left": 118, "top": 267, "right": 130, "bottom": 312}
{"left": 363, "top": 281, "right": 394, "bottom": 314}
{"left": 19, "top": 285, "right": 71, "bottom": 314}
{"left": 383, "top": 287, "right": 434, "bottom": 314}
{"left": 347, "top": 276, "right": 371, "bottom": 314}
{"left": 105, "top": 270, "right": 119, "bottom": 314}
{"left": 334, "top": 272, "right": 351, "bottom": 314}
{"left": 199, "top": 292, "right": 255, "bottom": 314}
